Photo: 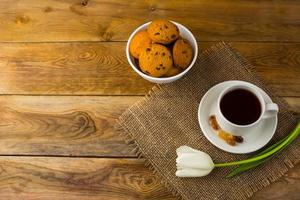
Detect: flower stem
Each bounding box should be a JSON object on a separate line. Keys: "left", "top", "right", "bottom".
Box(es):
{"left": 214, "top": 121, "right": 300, "bottom": 168}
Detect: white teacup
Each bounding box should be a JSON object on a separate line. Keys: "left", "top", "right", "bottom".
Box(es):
{"left": 216, "top": 83, "right": 278, "bottom": 136}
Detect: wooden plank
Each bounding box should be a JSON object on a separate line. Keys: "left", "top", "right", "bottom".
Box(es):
{"left": 0, "top": 42, "right": 153, "bottom": 95}
{"left": 232, "top": 43, "right": 300, "bottom": 97}
{"left": 0, "top": 42, "right": 299, "bottom": 96}
{"left": 0, "top": 157, "right": 174, "bottom": 200}
{"left": 0, "top": 0, "right": 299, "bottom": 42}
{"left": 0, "top": 157, "right": 299, "bottom": 200}
{"left": 250, "top": 163, "right": 300, "bottom": 200}
{"left": 285, "top": 97, "right": 300, "bottom": 116}
{"left": 0, "top": 96, "right": 137, "bottom": 157}
{"left": 0, "top": 96, "right": 298, "bottom": 157}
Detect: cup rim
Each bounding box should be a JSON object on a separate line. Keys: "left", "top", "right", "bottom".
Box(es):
{"left": 217, "top": 84, "right": 266, "bottom": 128}
{"left": 126, "top": 21, "right": 198, "bottom": 81}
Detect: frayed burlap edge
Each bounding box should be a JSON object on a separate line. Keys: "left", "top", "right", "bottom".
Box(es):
{"left": 115, "top": 83, "right": 184, "bottom": 200}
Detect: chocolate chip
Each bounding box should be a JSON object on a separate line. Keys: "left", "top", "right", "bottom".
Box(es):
{"left": 154, "top": 32, "right": 160, "bottom": 35}
{"left": 183, "top": 40, "right": 187, "bottom": 44}
{"left": 159, "top": 64, "right": 163, "bottom": 66}
{"left": 171, "top": 34, "right": 176, "bottom": 39}
{"left": 162, "top": 67, "right": 165, "bottom": 69}
{"left": 160, "top": 27, "right": 162, "bottom": 31}
{"left": 156, "top": 67, "right": 161, "bottom": 70}
{"left": 164, "top": 25, "right": 168, "bottom": 29}
{"left": 146, "top": 48, "right": 151, "bottom": 52}
{"left": 155, "top": 52, "right": 158, "bottom": 55}
{"left": 182, "top": 51, "right": 187, "bottom": 54}
{"left": 162, "top": 52, "right": 165, "bottom": 56}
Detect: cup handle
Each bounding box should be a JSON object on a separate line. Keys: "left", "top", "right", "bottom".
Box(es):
{"left": 262, "top": 103, "right": 279, "bottom": 119}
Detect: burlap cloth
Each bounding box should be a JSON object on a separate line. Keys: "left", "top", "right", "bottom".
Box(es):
{"left": 117, "top": 42, "right": 299, "bottom": 200}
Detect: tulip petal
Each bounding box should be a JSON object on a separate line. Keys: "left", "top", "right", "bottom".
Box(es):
{"left": 176, "top": 153, "right": 214, "bottom": 169}
{"left": 176, "top": 168, "right": 212, "bottom": 177}
{"left": 176, "top": 146, "right": 215, "bottom": 177}
{"left": 176, "top": 145, "right": 195, "bottom": 155}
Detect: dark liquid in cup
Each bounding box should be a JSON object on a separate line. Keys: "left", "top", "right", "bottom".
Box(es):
{"left": 220, "top": 89, "right": 262, "bottom": 125}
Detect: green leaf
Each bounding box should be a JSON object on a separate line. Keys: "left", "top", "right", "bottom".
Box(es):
{"left": 226, "top": 128, "right": 299, "bottom": 178}
{"left": 226, "top": 139, "right": 283, "bottom": 178}
{"left": 226, "top": 158, "right": 266, "bottom": 178}
{"left": 215, "top": 121, "right": 300, "bottom": 168}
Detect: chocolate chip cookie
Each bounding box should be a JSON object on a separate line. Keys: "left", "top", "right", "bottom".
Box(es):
{"left": 129, "top": 30, "right": 152, "bottom": 59}
{"left": 139, "top": 44, "right": 173, "bottom": 77}
{"left": 164, "top": 66, "right": 182, "bottom": 77}
{"left": 173, "top": 38, "right": 193, "bottom": 69}
{"left": 147, "top": 19, "right": 179, "bottom": 44}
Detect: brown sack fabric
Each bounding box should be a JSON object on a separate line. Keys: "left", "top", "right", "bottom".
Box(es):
{"left": 117, "top": 42, "right": 299, "bottom": 200}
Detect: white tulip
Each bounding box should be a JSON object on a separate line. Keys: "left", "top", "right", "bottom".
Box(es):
{"left": 176, "top": 146, "right": 214, "bottom": 177}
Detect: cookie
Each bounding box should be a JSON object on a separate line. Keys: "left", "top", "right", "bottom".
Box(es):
{"left": 129, "top": 30, "right": 152, "bottom": 59}
{"left": 139, "top": 44, "right": 173, "bottom": 77}
{"left": 173, "top": 38, "right": 193, "bottom": 69}
{"left": 164, "top": 66, "right": 182, "bottom": 77}
{"left": 147, "top": 19, "right": 179, "bottom": 44}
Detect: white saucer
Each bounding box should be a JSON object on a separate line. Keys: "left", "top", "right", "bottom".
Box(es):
{"left": 198, "top": 80, "right": 278, "bottom": 154}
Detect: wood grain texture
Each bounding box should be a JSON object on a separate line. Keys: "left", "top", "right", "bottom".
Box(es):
{"left": 286, "top": 97, "right": 300, "bottom": 116}
{"left": 0, "top": 42, "right": 153, "bottom": 95}
{"left": 0, "top": 157, "right": 298, "bottom": 200}
{"left": 0, "top": 96, "right": 298, "bottom": 157}
{"left": 0, "top": 42, "right": 299, "bottom": 96}
{"left": 0, "top": 157, "right": 174, "bottom": 200}
{"left": 0, "top": 96, "right": 137, "bottom": 157}
{"left": 250, "top": 162, "right": 300, "bottom": 200}
{"left": 0, "top": 0, "right": 299, "bottom": 42}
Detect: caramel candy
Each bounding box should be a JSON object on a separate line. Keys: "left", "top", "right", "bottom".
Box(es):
{"left": 208, "top": 115, "right": 220, "bottom": 131}
{"left": 208, "top": 115, "right": 244, "bottom": 146}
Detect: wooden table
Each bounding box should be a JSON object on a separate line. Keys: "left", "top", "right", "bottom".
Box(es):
{"left": 0, "top": 1, "right": 299, "bottom": 199}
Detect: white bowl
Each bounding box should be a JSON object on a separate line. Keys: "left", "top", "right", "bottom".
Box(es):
{"left": 126, "top": 21, "right": 198, "bottom": 84}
